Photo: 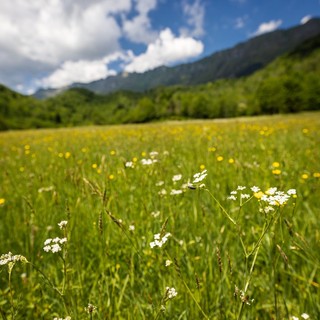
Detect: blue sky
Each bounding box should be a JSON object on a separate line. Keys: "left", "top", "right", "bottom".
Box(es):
{"left": 0, "top": 0, "right": 319, "bottom": 94}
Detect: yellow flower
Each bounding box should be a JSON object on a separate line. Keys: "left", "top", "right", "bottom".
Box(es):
{"left": 65, "top": 152, "right": 71, "bottom": 159}
{"left": 313, "top": 172, "right": 320, "bottom": 178}
{"left": 217, "top": 156, "right": 223, "bottom": 162}
{"left": 301, "top": 173, "right": 309, "bottom": 180}
{"left": 200, "top": 164, "right": 206, "bottom": 170}
{"left": 272, "top": 169, "right": 281, "bottom": 175}
{"left": 141, "top": 151, "right": 147, "bottom": 157}
{"left": 302, "top": 128, "right": 309, "bottom": 134}
{"left": 19, "top": 167, "right": 25, "bottom": 172}
{"left": 228, "top": 158, "right": 235, "bottom": 164}
{"left": 208, "top": 147, "right": 216, "bottom": 152}
{"left": 254, "top": 191, "right": 264, "bottom": 199}
{"left": 110, "top": 150, "right": 116, "bottom": 156}
{"left": 272, "top": 162, "right": 280, "bottom": 168}
{"left": 108, "top": 174, "right": 114, "bottom": 180}
{"left": 0, "top": 198, "right": 5, "bottom": 205}
{"left": 132, "top": 157, "right": 138, "bottom": 162}
{"left": 92, "top": 163, "right": 98, "bottom": 169}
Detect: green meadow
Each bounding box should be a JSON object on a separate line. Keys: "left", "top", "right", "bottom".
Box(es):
{"left": 0, "top": 112, "right": 319, "bottom": 319}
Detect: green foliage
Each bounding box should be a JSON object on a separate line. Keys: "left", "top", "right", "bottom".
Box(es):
{"left": 1, "top": 34, "right": 320, "bottom": 130}
{"left": 0, "top": 113, "right": 319, "bottom": 319}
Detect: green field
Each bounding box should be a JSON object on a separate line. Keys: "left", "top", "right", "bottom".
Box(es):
{"left": 0, "top": 112, "right": 319, "bottom": 319}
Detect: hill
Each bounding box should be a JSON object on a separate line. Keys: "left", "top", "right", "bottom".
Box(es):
{"left": 1, "top": 32, "right": 320, "bottom": 130}
{"left": 34, "top": 18, "right": 320, "bottom": 99}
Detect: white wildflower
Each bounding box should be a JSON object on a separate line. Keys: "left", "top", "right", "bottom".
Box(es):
{"left": 227, "top": 195, "right": 237, "bottom": 201}
{"left": 292, "top": 317, "right": 299, "bottom": 320}
{"left": 43, "top": 237, "right": 67, "bottom": 253}
{"left": 141, "top": 158, "right": 157, "bottom": 165}
{"left": 287, "top": 189, "right": 297, "bottom": 195}
{"left": 237, "top": 186, "right": 246, "bottom": 190}
{"left": 166, "top": 287, "right": 178, "bottom": 299}
{"left": 58, "top": 220, "right": 68, "bottom": 229}
{"left": 251, "top": 186, "right": 260, "bottom": 193}
{"left": 165, "top": 260, "right": 172, "bottom": 267}
{"left": 172, "top": 174, "right": 182, "bottom": 182}
{"left": 301, "top": 313, "right": 309, "bottom": 319}
{"left": 0, "top": 252, "right": 28, "bottom": 265}
{"left": 129, "top": 225, "right": 135, "bottom": 231}
{"left": 150, "top": 232, "right": 171, "bottom": 248}
{"left": 170, "top": 189, "right": 183, "bottom": 195}
{"left": 230, "top": 190, "right": 237, "bottom": 195}
{"left": 266, "top": 187, "right": 277, "bottom": 195}
{"left": 125, "top": 161, "right": 134, "bottom": 168}
{"left": 241, "top": 194, "right": 250, "bottom": 199}
{"left": 193, "top": 170, "right": 207, "bottom": 184}
{"left": 158, "top": 189, "right": 167, "bottom": 196}
{"left": 149, "top": 151, "right": 159, "bottom": 158}
{"left": 151, "top": 211, "right": 160, "bottom": 218}
{"left": 156, "top": 181, "right": 164, "bottom": 186}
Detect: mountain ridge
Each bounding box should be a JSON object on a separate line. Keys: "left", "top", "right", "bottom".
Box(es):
{"left": 34, "top": 18, "right": 320, "bottom": 99}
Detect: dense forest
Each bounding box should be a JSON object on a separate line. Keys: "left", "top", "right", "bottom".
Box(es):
{"left": 0, "top": 34, "right": 320, "bottom": 130}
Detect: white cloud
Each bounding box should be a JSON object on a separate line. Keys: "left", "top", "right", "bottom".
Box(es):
{"left": 124, "top": 28, "right": 203, "bottom": 73}
{"left": 252, "top": 19, "right": 283, "bottom": 36}
{"left": 122, "top": 0, "right": 158, "bottom": 44}
{"left": 300, "top": 15, "right": 312, "bottom": 24}
{"left": 234, "top": 16, "right": 247, "bottom": 29}
{"left": 38, "top": 53, "right": 128, "bottom": 89}
{"left": 180, "top": 0, "right": 205, "bottom": 37}
{"left": 0, "top": 0, "right": 131, "bottom": 91}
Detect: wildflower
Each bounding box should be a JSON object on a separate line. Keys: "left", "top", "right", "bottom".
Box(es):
{"left": 149, "top": 151, "right": 159, "bottom": 158}
{"left": 156, "top": 181, "right": 164, "bottom": 186}
{"left": 237, "top": 186, "right": 246, "bottom": 191}
{"left": 292, "top": 317, "right": 299, "bottom": 320}
{"left": 192, "top": 169, "right": 207, "bottom": 184}
{"left": 58, "top": 220, "right": 68, "bottom": 229}
{"left": 129, "top": 225, "right": 135, "bottom": 231}
{"left": 287, "top": 189, "right": 296, "bottom": 195}
{"left": 53, "top": 316, "right": 71, "bottom": 320}
{"left": 172, "top": 174, "right": 182, "bottom": 182}
{"left": 166, "top": 287, "right": 178, "bottom": 299}
{"left": 92, "top": 163, "right": 97, "bottom": 169}
{"left": 43, "top": 238, "right": 67, "bottom": 253}
{"left": 170, "top": 189, "right": 183, "bottom": 195}
{"left": 301, "top": 173, "right": 309, "bottom": 180}
{"left": 251, "top": 186, "right": 260, "bottom": 193}
{"left": 141, "top": 158, "right": 157, "bottom": 165}
{"left": 217, "top": 156, "right": 223, "bottom": 162}
{"left": 110, "top": 150, "right": 116, "bottom": 155}
{"left": 0, "top": 252, "right": 28, "bottom": 265}
{"left": 254, "top": 191, "right": 264, "bottom": 199}
{"left": 272, "top": 162, "right": 280, "bottom": 167}
{"left": 230, "top": 190, "right": 237, "bottom": 194}
{"left": 165, "top": 260, "right": 172, "bottom": 267}
{"left": 259, "top": 206, "right": 274, "bottom": 214}
{"left": 150, "top": 232, "right": 171, "bottom": 248}
{"left": 108, "top": 174, "right": 114, "bottom": 180}
{"left": 151, "top": 211, "right": 160, "bottom": 218}
{"left": 313, "top": 172, "right": 320, "bottom": 178}
{"left": 301, "top": 313, "right": 309, "bottom": 319}
{"left": 241, "top": 194, "right": 250, "bottom": 199}
{"left": 125, "top": 161, "right": 134, "bottom": 168}
{"left": 0, "top": 198, "right": 5, "bottom": 205}
{"left": 265, "top": 187, "right": 277, "bottom": 195}
{"left": 272, "top": 169, "right": 281, "bottom": 175}
{"left": 200, "top": 164, "right": 206, "bottom": 170}
{"left": 85, "top": 303, "right": 97, "bottom": 314}
{"left": 228, "top": 158, "right": 235, "bottom": 164}
{"left": 227, "top": 195, "right": 237, "bottom": 201}
{"left": 65, "top": 152, "right": 71, "bottom": 159}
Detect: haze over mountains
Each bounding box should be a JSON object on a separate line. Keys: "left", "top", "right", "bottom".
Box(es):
{"left": 34, "top": 18, "right": 320, "bottom": 99}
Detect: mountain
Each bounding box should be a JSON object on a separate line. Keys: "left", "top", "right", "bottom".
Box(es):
{"left": 34, "top": 18, "right": 320, "bottom": 99}
{"left": 1, "top": 32, "right": 320, "bottom": 130}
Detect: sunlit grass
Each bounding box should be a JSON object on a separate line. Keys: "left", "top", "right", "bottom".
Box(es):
{"left": 0, "top": 112, "right": 319, "bottom": 319}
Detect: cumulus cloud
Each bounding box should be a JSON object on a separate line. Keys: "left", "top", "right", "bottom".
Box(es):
{"left": 300, "top": 15, "right": 312, "bottom": 24}
{"left": 251, "top": 19, "right": 283, "bottom": 36}
{"left": 0, "top": 0, "right": 131, "bottom": 92}
{"left": 38, "top": 53, "right": 129, "bottom": 89}
{"left": 124, "top": 28, "right": 204, "bottom": 73}
{"left": 122, "top": 0, "right": 158, "bottom": 44}
{"left": 180, "top": 0, "right": 205, "bottom": 37}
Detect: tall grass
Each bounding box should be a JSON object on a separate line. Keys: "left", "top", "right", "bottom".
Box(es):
{"left": 0, "top": 112, "right": 319, "bottom": 319}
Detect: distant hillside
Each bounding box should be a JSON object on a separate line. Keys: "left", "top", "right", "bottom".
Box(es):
{"left": 34, "top": 18, "right": 320, "bottom": 99}
{"left": 1, "top": 32, "right": 320, "bottom": 130}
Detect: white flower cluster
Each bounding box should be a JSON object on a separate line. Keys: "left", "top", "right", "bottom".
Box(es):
{"left": 125, "top": 161, "right": 134, "bottom": 168}
{"left": 227, "top": 186, "right": 251, "bottom": 201}
{"left": 141, "top": 158, "right": 158, "bottom": 165}
{"left": 58, "top": 220, "right": 68, "bottom": 229}
{"left": 150, "top": 232, "right": 171, "bottom": 248}
{"left": 53, "top": 317, "right": 71, "bottom": 320}
{"left": 166, "top": 287, "right": 178, "bottom": 299}
{"left": 170, "top": 189, "right": 183, "bottom": 195}
{"left": 43, "top": 237, "right": 67, "bottom": 253}
{"left": 172, "top": 174, "right": 182, "bottom": 182}
{"left": 0, "top": 252, "right": 28, "bottom": 265}
{"left": 261, "top": 188, "right": 296, "bottom": 206}
{"left": 193, "top": 169, "right": 207, "bottom": 184}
